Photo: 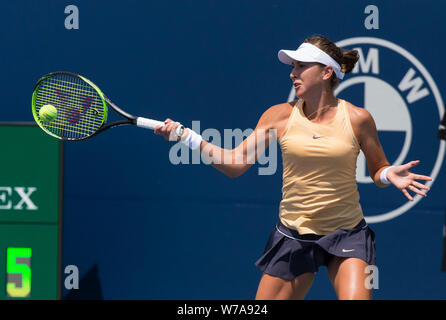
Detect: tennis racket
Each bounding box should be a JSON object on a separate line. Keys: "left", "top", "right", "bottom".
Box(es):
{"left": 31, "top": 71, "right": 184, "bottom": 141}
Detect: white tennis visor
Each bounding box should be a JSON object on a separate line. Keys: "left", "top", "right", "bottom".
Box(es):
{"left": 278, "top": 43, "right": 344, "bottom": 80}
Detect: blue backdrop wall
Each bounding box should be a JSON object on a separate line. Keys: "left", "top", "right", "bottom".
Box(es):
{"left": 1, "top": 0, "right": 445, "bottom": 299}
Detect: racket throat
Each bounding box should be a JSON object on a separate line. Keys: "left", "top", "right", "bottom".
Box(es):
{"left": 105, "top": 98, "right": 137, "bottom": 121}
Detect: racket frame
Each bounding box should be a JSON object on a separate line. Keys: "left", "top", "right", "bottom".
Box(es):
{"left": 32, "top": 71, "right": 170, "bottom": 141}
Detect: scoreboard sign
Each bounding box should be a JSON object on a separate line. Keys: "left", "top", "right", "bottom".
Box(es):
{"left": 0, "top": 123, "right": 62, "bottom": 299}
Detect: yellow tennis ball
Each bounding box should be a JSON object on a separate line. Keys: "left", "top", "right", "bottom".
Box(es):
{"left": 39, "top": 104, "right": 57, "bottom": 122}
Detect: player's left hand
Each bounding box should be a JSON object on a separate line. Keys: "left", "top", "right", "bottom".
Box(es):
{"left": 387, "top": 160, "right": 432, "bottom": 201}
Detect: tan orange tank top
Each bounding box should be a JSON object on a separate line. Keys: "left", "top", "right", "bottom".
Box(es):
{"left": 278, "top": 98, "right": 364, "bottom": 235}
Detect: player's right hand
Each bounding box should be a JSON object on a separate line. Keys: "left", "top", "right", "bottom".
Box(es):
{"left": 154, "top": 118, "right": 185, "bottom": 141}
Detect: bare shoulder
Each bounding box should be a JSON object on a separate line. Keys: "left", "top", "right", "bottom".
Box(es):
{"left": 257, "top": 101, "right": 296, "bottom": 129}
{"left": 254, "top": 101, "right": 296, "bottom": 141}
{"left": 344, "top": 100, "right": 378, "bottom": 146}
{"left": 344, "top": 100, "right": 374, "bottom": 127}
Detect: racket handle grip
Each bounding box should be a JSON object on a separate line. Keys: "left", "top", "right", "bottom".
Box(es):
{"left": 136, "top": 117, "right": 184, "bottom": 141}
{"left": 136, "top": 117, "right": 164, "bottom": 130}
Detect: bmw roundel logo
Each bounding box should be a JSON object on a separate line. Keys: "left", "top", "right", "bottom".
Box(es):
{"left": 289, "top": 37, "right": 445, "bottom": 223}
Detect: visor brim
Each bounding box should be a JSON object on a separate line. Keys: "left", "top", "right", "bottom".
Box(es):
{"left": 278, "top": 48, "right": 321, "bottom": 65}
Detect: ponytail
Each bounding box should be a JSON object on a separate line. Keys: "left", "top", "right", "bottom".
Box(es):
{"left": 340, "top": 49, "right": 359, "bottom": 74}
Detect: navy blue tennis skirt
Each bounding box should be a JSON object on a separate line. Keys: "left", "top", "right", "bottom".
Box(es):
{"left": 255, "top": 219, "right": 376, "bottom": 281}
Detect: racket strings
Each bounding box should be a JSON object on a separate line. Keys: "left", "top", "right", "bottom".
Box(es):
{"left": 34, "top": 78, "right": 100, "bottom": 137}
{"left": 33, "top": 74, "right": 106, "bottom": 140}
{"left": 35, "top": 89, "right": 102, "bottom": 125}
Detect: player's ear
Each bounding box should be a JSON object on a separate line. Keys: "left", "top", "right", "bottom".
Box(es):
{"left": 321, "top": 65, "right": 334, "bottom": 81}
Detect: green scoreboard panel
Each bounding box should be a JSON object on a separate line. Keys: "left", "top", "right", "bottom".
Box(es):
{"left": 0, "top": 123, "right": 62, "bottom": 299}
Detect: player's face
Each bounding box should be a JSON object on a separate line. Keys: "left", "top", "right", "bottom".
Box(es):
{"left": 290, "top": 61, "right": 329, "bottom": 98}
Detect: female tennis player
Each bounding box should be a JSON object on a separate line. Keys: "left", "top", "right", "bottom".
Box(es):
{"left": 154, "top": 35, "right": 432, "bottom": 300}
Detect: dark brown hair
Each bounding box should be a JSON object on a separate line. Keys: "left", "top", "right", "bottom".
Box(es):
{"left": 304, "top": 34, "right": 359, "bottom": 89}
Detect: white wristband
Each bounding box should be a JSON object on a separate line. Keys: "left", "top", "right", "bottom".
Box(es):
{"left": 180, "top": 128, "right": 203, "bottom": 150}
{"left": 380, "top": 166, "right": 394, "bottom": 184}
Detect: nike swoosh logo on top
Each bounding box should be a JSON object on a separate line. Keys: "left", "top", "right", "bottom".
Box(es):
{"left": 342, "top": 249, "right": 355, "bottom": 253}
{"left": 312, "top": 135, "right": 324, "bottom": 139}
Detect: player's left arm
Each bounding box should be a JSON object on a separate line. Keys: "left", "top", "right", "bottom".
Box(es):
{"left": 350, "top": 104, "right": 432, "bottom": 200}
{"left": 351, "top": 106, "right": 390, "bottom": 187}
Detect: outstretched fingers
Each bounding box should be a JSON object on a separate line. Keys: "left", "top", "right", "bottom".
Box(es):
{"left": 404, "top": 160, "right": 420, "bottom": 169}
{"left": 402, "top": 188, "right": 413, "bottom": 201}
{"left": 407, "top": 185, "right": 427, "bottom": 197}
{"left": 402, "top": 171, "right": 432, "bottom": 201}
{"left": 411, "top": 180, "right": 430, "bottom": 191}
{"left": 413, "top": 174, "right": 433, "bottom": 182}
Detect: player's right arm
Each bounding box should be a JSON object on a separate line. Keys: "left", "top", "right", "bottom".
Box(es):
{"left": 198, "top": 110, "right": 273, "bottom": 178}
{"left": 155, "top": 103, "right": 292, "bottom": 178}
